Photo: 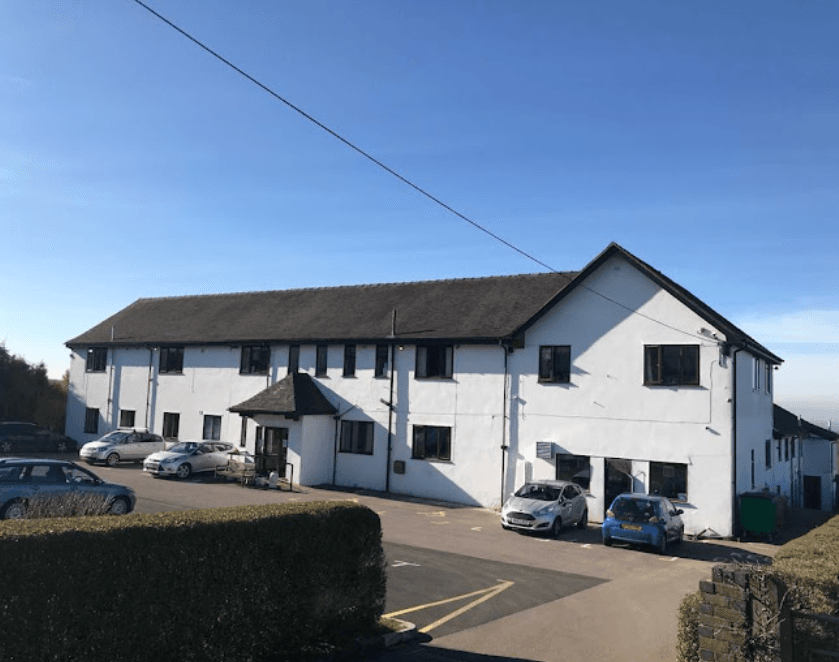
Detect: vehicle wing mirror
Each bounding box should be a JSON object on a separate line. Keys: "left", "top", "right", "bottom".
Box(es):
{"left": 674, "top": 509, "right": 684, "bottom": 516}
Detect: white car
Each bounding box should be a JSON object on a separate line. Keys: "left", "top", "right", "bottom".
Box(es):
{"left": 79, "top": 429, "right": 165, "bottom": 467}
{"left": 501, "top": 480, "right": 588, "bottom": 536}
{"left": 143, "top": 441, "right": 236, "bottom": 479}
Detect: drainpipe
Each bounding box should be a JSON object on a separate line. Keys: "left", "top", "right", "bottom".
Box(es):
{"left": 145, "top": 347, "right": 154, "bottom": 430}
{"left": 730, "top": 346, "right": 743, "bottom": 539}
{"left": 385, "top": 310, "right": 397, "bottom": 493}
{"left": 106, "top": 327, "right": 115, "bottom": 428}
{"left": 500, "top": 342, "right": 510, "bottom": 507}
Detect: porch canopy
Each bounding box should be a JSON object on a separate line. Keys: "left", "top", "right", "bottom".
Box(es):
{"left": 229, "top": 372, "right": 337, "bottom": 419}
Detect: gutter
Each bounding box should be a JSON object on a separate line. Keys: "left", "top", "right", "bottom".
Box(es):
{"left": 730, "top": 346, "right": 743, "bottom": 539}
{"left": 500, "top": 342, "right": 510, "bottom": 507}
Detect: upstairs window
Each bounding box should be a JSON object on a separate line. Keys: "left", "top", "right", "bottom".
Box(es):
{"left": 644, "top": 345, "right": 699, "bottom": 386}
{"left": 160, "top": 346, "right": 184, "bottom": 374}
{"left": 343, "top": 345, "right": 356, "bottom": 377}
{"left": 339, "top": 420, "right": 373, "bottom": 455}
{"left": 240, "top": 345, "right": 270, "bottom": 374}
{"left": 753, "top": 357, "right": 762, "bottom": 391}
{"left": 416, "top": 345, "right": 453, "bottom": 379}
{"left": 86, "top": 347, "right": 107, "bottom": 372}
{"left": 375, "top": 344, "right": 389, "bottom": 378}
{"left": 765, "top": 362, "right": 773, "bottom": 394}
{"left": 288, "top": 345, "right": 299, "bottom": 374}
{"left": 316, "top": 345, "right": 328, "bottom": 377}
{"left": 538, "top": 345, "right": 571, "bottom": 383}
{"left": 84, "top": 408, "right": 99, "bottom": 434}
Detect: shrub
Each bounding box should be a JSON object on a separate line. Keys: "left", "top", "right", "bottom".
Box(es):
{"left": 676, "top": 590, "right": 701, "bottom": 662}
{"left": 0, "top": 501, "right": 386, "bottom": 662}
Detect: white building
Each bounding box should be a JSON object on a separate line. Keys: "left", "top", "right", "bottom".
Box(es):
{"left": 65, "top": 243, "right": 783, "bottom": 537}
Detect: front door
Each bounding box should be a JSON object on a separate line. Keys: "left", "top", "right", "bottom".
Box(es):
{"left": 803, "top": 475, "right": 822, "bottom": 510}
{"left": 604, "top": 458, "right": 633, "bottom": 517}
{"left": 255, "top": 427, "right": 288, "bottom": 476}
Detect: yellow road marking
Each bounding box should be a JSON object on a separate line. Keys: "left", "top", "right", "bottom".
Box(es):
{"left": 471, "top": 527, "right": 482, "bottom": 531}
{"left": 419, "top": 580, "right": 514, "bottom": 634}
{"left": 384, "top": 579, "right": 514, "bottom": 636}
{"left": 430, "top": 521, "right": 449, "bottom": 525}
{"left": 417, "top": 510, "right": 446, "bottom": 517}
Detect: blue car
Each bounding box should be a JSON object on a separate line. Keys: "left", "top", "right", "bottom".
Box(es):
{"left": 602, "top": 494, "right": 684, "bottom": 554}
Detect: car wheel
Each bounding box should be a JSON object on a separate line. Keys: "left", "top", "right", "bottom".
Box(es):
{"left": 56, "top": 439, "right": 69, "bottom": 453}
{"left": 175, "top": 463, "right": 192, "bottom": 479}
{"left": 603, "top": 535, "right": 612, "bottom": 547}
{"left": 2, "top": 500, "right": 26, "bottom": 520}
{"left": 674, "top": 527, "right": 684, "bottom": 546}
{"left": 551, "top": 516, "right": 562, "bottom": 538}
{"left": 577, "top": 508, "right": 588, "bottom": 529}
{"left": 657, "top": 534, "right": 668, "bottom": 555}
{"left": 0, "top": 440, "right": 13, "bottom": 454}
{"left": 108, "top": 497, "right": 130, "bottom": 516}
{"left": 106, "top": 453, "right": 120, "bottom": 467}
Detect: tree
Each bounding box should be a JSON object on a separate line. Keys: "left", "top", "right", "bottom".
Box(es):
{"left": 0, "top": 343, "right": 67, "bottom": 431}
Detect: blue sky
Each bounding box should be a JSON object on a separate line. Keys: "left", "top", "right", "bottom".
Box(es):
{"left": 2, "top": 1, "right": 838, "bottom": 424}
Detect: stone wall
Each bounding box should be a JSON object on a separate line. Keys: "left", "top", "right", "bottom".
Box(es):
{"left": 698, "top": 565, "right": 751, "bottom": 661}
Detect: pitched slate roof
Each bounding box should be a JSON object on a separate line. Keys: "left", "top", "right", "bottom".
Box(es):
{"left": 229, "top": 372, "right": 337, "bottom": 417}
{"left": 64, "top": 242, "right": 781, "bottom": 363}
{"left": 773, "top": 404, "right": 839, "bottom": 441}
{"left": 66, "top": 271, "right": 579, "bottom": 347}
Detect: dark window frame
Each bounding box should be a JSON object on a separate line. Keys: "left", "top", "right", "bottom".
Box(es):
{"left": 240, "top": 345, "right": 270, "bottom": 375}
{"left": 644, "top": 345, "right": 700, "bottom": 386}
{"left": 203, "top": 414, "right": 222, "bottom": 441}
{"left": 412, "top": 425, "right": 452, "bottom": 461}
{"left": 316, "top": 345, "right": 328, "bottom": 377}
{"left": 538, "top": 345, "right": 571, "bottom": 383}
{"left": 415, "top": 345, "right": 453, "bottom": 379}
{"left": 288, "top": 345, "right": 299, "bottom": 374}
{"left": 555, "top": 453, "right": 590, "bottom": 491}
{"left": 339, "top": 420, "right": 374, "bottom": 455}
{"left": 84, "top": 408, "right": 99, "bottom": 434}
{"left": 649, "top": 461, "right": 688, "bottom": 501}
{"left": 162, "top": 412, "right": 180, "bottom": 440}
{"left": 765, "top": 439, "right": 772, "bottom": 469}
{"left": 85, "top": 347, "right": 108, "bottom": 372}
{"left": 343, "top": 345, "right": 356, "bottom": 377}
{"left": 119, "top": 410, "right": 136, "bottom": 428}
{"left": 159, "top": 346, "right": 185, "bottom": 374}
{"left": 375, "top": 344, "right": 389, "bottom": 378}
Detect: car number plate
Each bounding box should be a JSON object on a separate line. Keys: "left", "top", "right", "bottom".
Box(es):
{"left": 509, "top": 518, "right": 530, "bottom": 526}
{"left": 620, "top": 524, "right": 642, "bottom": 531}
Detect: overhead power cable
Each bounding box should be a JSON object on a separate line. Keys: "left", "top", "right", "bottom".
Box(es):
{"left": 129, "top": 0, "right": 728, "bottom": 345}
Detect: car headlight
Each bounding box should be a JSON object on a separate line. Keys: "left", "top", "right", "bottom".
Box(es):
{"left": 535, "top": 505, "right": 552, "bottom": 517}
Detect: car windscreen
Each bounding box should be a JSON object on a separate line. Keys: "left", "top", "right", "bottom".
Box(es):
{"left": 100, "top": 432, "right": 130, "bottom": 443}
{"left": 514, "top": 484, "right": 559, "bottom": 501}
{"left": 167, "top": 442, "right": 198, "bottom": 453}
{"left": 611, "top": 498, "right": 661, "bottom": 523}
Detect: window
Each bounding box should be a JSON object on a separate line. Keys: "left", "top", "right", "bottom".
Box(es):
{"left": 84, "top": 408, "right": 99, "bottom": 434}
{"left": 784, "top": 439, "right": 789, "bottom": 462}
{"left": 316, "top": 345, "right": 328, "bottom": 376}
{"left": 765, "top": 363, "right": 773, "bottom": 394}
{"left": 375, "top": 344, "right": 389, "bottom": 378}
{"left": 86, "top": 347, "right": 108, "bottom": 372}
{"left": 539, "top": 346, "right": 571, "bottom": 383}
{"left": 765, "top": 439, "right": 772, "bottom": 469}
{"left": 119, "top": 410, "right": 135, "bottom": 428}
{"left": 203, "top": 415, "right": 222, "bottom": 441}
{"left": 644, "top": 345, "right": 699, "bottom": 386}
{"left": 556, "top": 454, "right": 590, "bottom": 490}
{"left": 160, "top": 346, "right": 184, "bottom": 374}
{"left": 343, "top": 345, "right": 356, "bottom": 377}
{"left": 777, "top": 440, "right": 782, "bottom": 462}
{"left": 339, "top": 420, "right": 374, "bottom": 455}
{"left": 412, "top": 425, "right": 451, "bottom": 461}
{"left": 162, "top": 412, "right": 179, "bottom": 440}
{"left": 240, "top": 418, "right": 247, "bottom": 447}
{"left": 240, "top": 345, "right": 270, "bottom": 374}
{"left": 649, "top": 462, "right": 688, "bottom": 501}
{"left": 791, "top": 439, "right": 796, "bottom": 458}
{"left": 753, "top": 357, "right": 761, "bottom": 391}
{"left": 416, "top": 345, "right": 453, "bottom": 379}
{"left": 288, "top": 345, "right": 299, "bottom": 374}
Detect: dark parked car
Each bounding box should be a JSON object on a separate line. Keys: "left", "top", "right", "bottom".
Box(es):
{"left": 601, "top": 493, "right": 684, "bottom": 554}
{"left": 0, "top": 458, "right": 136, "bottom": 519}
{"left": 0, "top": 422, "right": 76, "bottom": 454}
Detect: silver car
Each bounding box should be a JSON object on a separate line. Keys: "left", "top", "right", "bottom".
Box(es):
{"left": 501, "top": 480, "right": 588, "bottom": 536}
{"left": 143, "top": 441, "right": 235, "bottom": 479}
{"left": 0, "top": 458, "right": 135, "bottom": 519}
{"left": 79, "top": 429, "right": 165, "bottom": 467}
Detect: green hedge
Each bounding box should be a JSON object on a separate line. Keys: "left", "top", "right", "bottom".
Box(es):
{"left": 0, "top": 502, "right": 387, "bottom": 662}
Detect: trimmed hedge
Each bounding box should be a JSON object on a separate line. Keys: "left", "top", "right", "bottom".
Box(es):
{"left": 0, "top": 501, "right": 387, "bottom": 662}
